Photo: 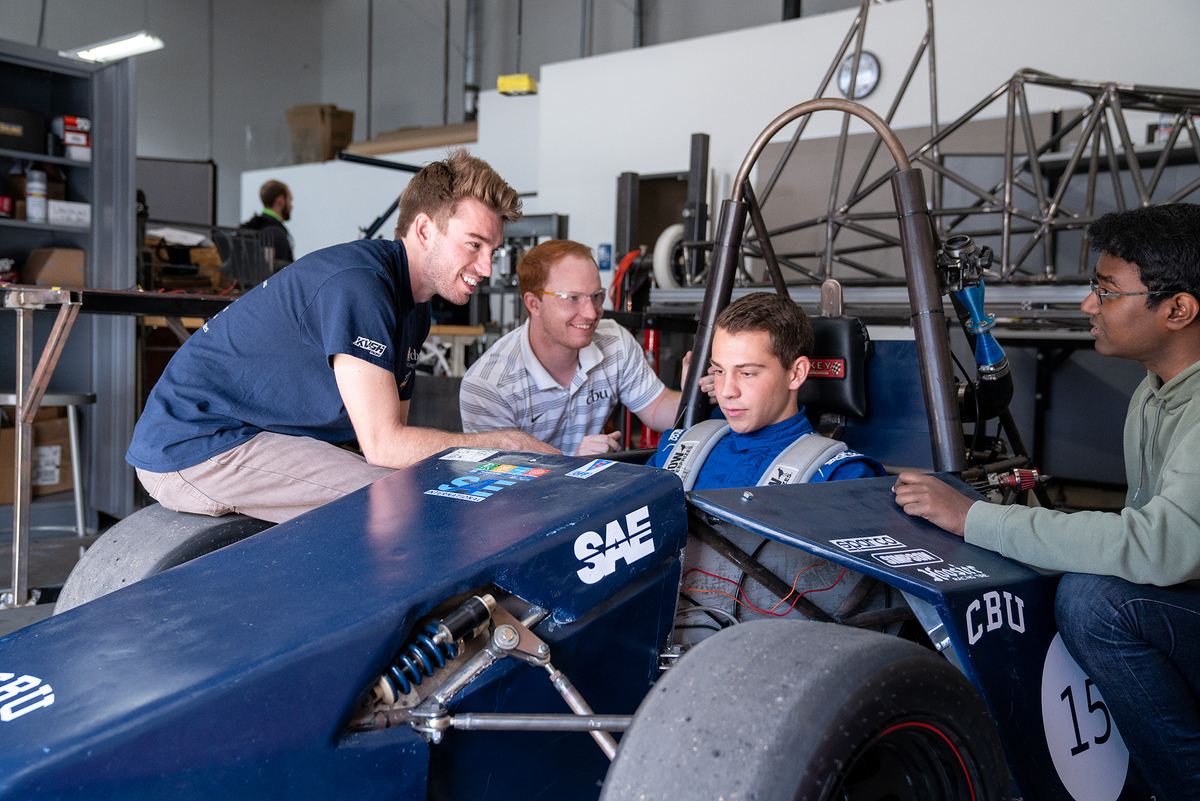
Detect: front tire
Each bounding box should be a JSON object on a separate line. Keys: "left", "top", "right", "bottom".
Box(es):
{"left": 55, "top": 504, "right": 272, "bottom": 613}
{"left": 602, "top": 620, "right": 1010, "bottom": 801}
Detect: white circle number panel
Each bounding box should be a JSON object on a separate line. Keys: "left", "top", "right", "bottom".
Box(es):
{"left": 1040, "top": 633, "right": 1129, "bottom": 801}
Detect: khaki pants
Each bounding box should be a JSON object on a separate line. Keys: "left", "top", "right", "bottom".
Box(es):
{"left": 136, "top": 431, "right": 395, "bottom": 523}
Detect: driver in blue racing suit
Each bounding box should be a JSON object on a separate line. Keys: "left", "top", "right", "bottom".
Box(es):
{"left": 649, "top": 292, "right": 884, "bottom": 490}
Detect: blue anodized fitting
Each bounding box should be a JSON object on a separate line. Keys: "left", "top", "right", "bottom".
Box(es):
{"left": 953, "top": 283, "right": 1006, "bottom": 368}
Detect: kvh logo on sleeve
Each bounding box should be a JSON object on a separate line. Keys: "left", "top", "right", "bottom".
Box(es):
{"left": 574, "top": 505, "right": 656, "bottom": 584}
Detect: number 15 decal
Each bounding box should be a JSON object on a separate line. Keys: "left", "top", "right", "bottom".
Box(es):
{"left": 1041, "top": 634, "right": 1129, "bottom": 801}
{"left": 1061, "top": 678, "right": 1111, "bottom": 755}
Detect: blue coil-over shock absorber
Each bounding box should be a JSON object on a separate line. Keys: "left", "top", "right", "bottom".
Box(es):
{"left": 937, "top": 236, "right": 1013, "bottom": 422}
{"left": 377, "top": 594, "right": 496, "bottom": 703}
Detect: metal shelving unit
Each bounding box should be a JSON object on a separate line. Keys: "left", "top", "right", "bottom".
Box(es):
{"left": 0, "top": 37, "right": 137, "bottom": 605}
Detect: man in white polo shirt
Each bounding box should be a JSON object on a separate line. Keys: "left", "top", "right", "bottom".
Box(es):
{"left": 460, "top": 239, "right": 683, "bottom": 456}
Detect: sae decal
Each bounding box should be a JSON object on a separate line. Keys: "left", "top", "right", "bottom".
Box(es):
{"left": 574, "top": 505, "right": 655, "bottom": 584}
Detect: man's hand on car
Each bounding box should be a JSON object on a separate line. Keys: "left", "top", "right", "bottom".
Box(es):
{"left": 575, "top": 431, "right": 623, "bottom": 457}
{"left": 494, "top": 429, "right": 561, "bottom": 455}
{"left": 892, "top": 472, "right": 974, "bottom": 537}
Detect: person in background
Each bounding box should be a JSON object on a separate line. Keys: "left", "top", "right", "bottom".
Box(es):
{"left": 460, "top": 239, "right": 685, "bottom": 457}
{"left": 242, "top": 179, "right": 294, "bottom": 270}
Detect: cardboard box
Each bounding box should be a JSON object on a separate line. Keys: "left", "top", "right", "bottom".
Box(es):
{"left": 46, "top": 199, "right": 91, "bottom": 227}
{"left": 286, "top": 104, "right": 354, "bottom": 164}
{"left": 0, "top": 416, "right": 73, "bottom": 505}
{"left": 22, "top": 248, "right": 86, "bottom": 288}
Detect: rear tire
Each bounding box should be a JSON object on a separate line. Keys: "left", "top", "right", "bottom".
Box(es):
{"left": 55, "top": 504, "right": 272, "bottom": 613}
{"left": 602, "top": 620, "right": 1011, "bottom": 801}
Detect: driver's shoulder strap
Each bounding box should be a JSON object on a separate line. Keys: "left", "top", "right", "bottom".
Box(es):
{"left": 659, "top": 419, "right": 731, "bottom": 491}
{"left": 756, "top": 433, "right": 848, "bottom": 486}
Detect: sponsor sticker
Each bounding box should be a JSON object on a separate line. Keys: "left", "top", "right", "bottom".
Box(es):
{"left": 664, "top": 441, "right": 694, "bottom": 473}
{"left": 872, "top": 548, "right": 942, "bottom": 567}
{"left": 830, "top": 535, "right": 906, "bottom": 553}
{"left": 567, "top": 459, "right": 615, "bottom": 479}
{"left": 470, "top": 463, "right": 550, "bottom": 481}
{"left": 809, "top": 359, "right": 845, "bottom": 378}
{"left": 917, "top": 563, "right": 990, "bottom": 582}
{"left": 439, "top": 448, "right": 498, "bottom": 462}
{"left": 764, "top": 465, "right": 798, "bottom": 485}
{"left": 425, "top": 489, "right": 486, "bottom": 503}
{"left": 424, "top": 473, "right": 519, "bottom": 502}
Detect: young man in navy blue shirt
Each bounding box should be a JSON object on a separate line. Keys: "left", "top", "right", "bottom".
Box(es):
{"left": 650, "top": 292, "right": 883, "bottom": 489}
{"left": 128, "top": 149, "right": 555, "bottom": 523}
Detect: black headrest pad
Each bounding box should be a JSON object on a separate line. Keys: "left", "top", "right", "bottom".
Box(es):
{"left": 796, "top": 316, "right": 872, "bottom": 419}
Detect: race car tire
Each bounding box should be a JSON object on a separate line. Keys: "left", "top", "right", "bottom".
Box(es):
{"left": 601, "top": 619, "right": 1011, "bottom": 801}
{"left": 55, "top": 504, "right": 273, "bottom": 614}
{"left": 651, "top": 223, "right": 686, "bottom": 289}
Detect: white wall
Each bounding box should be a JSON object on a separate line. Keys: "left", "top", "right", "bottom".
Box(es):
{"left": 534, "top": 0, "right": 1200, "bottom": 260}
{"left": 2, "top": 0, "right": 818, "bottom": 226}
{"left": 241, "top": 89, "right": 540, "bottom": 258}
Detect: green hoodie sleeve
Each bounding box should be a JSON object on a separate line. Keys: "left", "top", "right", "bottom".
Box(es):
{"left": 965, "top": 405, "right": 1200, "bottom": 586}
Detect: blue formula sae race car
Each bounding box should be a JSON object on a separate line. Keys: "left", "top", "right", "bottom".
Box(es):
{"left": 0, "top": 101, "right": 1151, "bottom": 801}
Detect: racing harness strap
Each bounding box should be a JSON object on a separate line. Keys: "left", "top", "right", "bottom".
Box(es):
{"left": 659, "top": 419, "right": 731, "bottom": 491}
{"left": 660, "top": 419, "right": 848, "bottom": 491}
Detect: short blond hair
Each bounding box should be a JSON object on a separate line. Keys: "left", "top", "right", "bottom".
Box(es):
{"left": 394, "top": 148, "right": 521, "bottom": 237}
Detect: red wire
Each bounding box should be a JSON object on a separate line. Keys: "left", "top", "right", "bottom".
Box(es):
{"left": 872, "top": 721, "right": 976, "bottom": 801}
{"left": 683, "top": 562, "right": 848, "bottom": 617}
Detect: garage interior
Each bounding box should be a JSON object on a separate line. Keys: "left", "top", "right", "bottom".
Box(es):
{"left": 0, "top": 0, "right": 1195, "bottom": 615}
{"left": 0, "top": 0, "right": 1198, "bottom": 797}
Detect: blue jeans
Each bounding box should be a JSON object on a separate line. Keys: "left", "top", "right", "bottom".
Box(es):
{"left": 1055, "top": 573, "right": 1200, "bottom": 799}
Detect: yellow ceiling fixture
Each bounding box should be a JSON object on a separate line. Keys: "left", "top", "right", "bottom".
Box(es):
{"left": 498, "top": 74, "right": 537, "bottom": 96}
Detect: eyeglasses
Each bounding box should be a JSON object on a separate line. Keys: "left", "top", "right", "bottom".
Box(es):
{"left": 538, "top": 289, "right": 606, "bottom": 309}
{"left": 1088, "top": 278, "right": 1173, "bottom": 305}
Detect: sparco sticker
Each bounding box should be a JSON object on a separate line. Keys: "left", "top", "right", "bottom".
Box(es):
{"left": 0, "top": 672, "right": 55, "bottom": 722}
{"left": 830, "top": 535, "right": 905, "bottom": 553}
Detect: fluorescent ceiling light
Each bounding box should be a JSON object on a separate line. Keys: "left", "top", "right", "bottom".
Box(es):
{"left": 60, "top": 31, "right": 164, "bottom": 63}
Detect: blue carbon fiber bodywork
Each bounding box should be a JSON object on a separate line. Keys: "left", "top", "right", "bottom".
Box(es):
{"left": 0, "top": 451, "right": 687, "bottom": 800}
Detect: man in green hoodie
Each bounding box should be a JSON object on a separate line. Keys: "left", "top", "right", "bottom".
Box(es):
{"left": 893, "top": 203, "right": 1200, "bottom": 798}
